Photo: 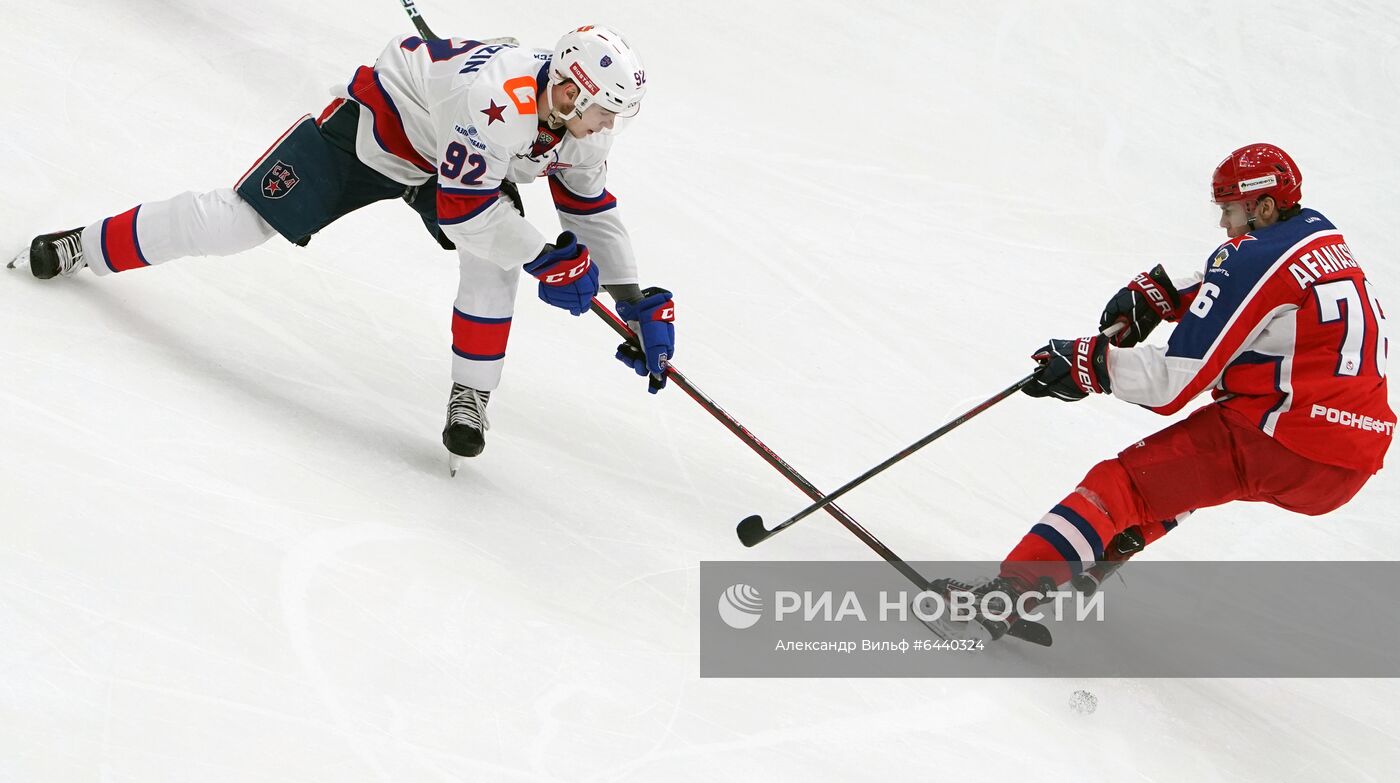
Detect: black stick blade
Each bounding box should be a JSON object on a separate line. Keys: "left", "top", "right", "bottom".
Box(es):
{"left": 736, "top": 515, "right": 772, "bottom": 547}
{"left": 1007, "top": 619, "right": 1054, "bottom": 647}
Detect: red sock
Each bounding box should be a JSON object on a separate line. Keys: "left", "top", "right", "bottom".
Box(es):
{"left": 1001, "top": 459, "right": 1148, "bottom": 588}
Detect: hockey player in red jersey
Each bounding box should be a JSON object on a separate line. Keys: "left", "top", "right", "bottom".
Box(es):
{"left": 12, "top": 25, "right": 676, "bottom": 474}
{"left": 982, "top": 143, "right": 1392, "bottom": 606}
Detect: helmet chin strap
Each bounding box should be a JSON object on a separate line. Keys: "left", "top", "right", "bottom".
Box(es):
{"left": 544, "top": 82, "right": 580, "bottom": 128}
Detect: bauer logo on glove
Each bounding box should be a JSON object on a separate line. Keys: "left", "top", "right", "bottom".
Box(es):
{"left": 1099, "top": 264, "right": 1183, "bottom": 348}
{"left": 1023, "top": 335, "right": 1111, "bottom": 402}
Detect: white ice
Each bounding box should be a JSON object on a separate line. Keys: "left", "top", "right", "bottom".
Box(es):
{"left": 2, "top": 0, "right": 1398, "bottom": 780}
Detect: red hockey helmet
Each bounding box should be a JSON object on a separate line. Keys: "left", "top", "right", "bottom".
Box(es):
{"left": 1211, "top": 143, "right": 1302, "bottom": 209}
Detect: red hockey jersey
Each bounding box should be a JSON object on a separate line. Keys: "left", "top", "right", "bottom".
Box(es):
{"left": 1109, "top": 208, "right": 1393, "bottom": 473}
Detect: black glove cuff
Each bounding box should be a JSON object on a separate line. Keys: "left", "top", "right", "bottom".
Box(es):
{"left": 1091, "top": 337, "right": 1113, "bottom": 394}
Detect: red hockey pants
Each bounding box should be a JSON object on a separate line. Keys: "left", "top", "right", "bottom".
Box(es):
{"left": 1001, "top": 403, "right": 1375, "bottom": 587}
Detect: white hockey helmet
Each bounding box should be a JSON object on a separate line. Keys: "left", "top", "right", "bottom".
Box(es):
{"left": 549, "top": 25, "right": 646, "bottom": 121}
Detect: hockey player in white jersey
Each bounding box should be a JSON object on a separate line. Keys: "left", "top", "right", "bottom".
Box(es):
{"left": 14, "top": 25, "right": 676, "bottom": 473}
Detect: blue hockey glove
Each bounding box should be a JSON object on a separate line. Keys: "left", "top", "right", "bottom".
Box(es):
{"left": 1022, "top": 335, "right": 1111, "bottom": 401}
{"left": 524, "top": 232, "right": 598, "bottom": 315}
{"left": 615, "top": 287, "right": 676, "bottom": 393}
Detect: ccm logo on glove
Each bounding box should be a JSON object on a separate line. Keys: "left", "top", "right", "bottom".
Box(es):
{"left": 539, "top": 257, "right": 592, "bottom": 285}
{"left": 523, "top": 232, "right": 600, "bottom": 316}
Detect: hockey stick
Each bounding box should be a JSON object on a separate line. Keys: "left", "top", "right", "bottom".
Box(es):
{"left": 388, "top": 4, "right": 521, "bottom": 69}
{"left": 737, "top": 322, "right": 1126, "bottom": 547}
{"left": 736, "top": 375, "right": 1034, "bottom": 547}
{"left": 589, "top": 300, "right": 1069, "bottom": 644}
{"left": 588, "top": 300, "right": 941, "bottom": 594}
{"left": 397, "top": 0, "right": 440, "bottom": 40}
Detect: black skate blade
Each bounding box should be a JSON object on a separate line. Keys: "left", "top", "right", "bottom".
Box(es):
{"left": 911, "top": 607, "right": 973, "bottom": 642}
{"left": 976, "top": 618, "right": 1010, "bottom": 641}
{"left": 1006, "top": 619, "right": 1053, "bottom": 647}
{"left": 6, "top": 251, "right": 22, "bottom": 270}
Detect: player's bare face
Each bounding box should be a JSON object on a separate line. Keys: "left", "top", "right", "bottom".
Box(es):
{"left": 564, "top": 103, "right": 619, "bottom": 138}
{"left": 1218, "top": 201, "right": 1253, "bottom": 238}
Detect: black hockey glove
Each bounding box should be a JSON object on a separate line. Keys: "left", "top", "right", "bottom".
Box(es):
{"left": 499, "top": 180, "right": 524, "bottom": 217}
{"left": 1099, "top": 264, "right": 1182, "bottom": 348}
{"left": 1022, "top": 335, "right": 1111, "bottom": 402}
{"left": 404, "top": 180, "right": 457, "bottom": 251}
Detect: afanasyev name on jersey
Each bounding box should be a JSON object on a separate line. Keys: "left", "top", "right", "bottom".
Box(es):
{"left": 1109, "top": 208, "right": 1393, "bottom": 473}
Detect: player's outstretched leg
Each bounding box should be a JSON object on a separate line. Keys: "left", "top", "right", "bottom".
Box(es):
{"left": 12, "top": 189, "right": 276, "bottom": 281}
{"left": 443, "top": 384, "right": 491, "bottom": 475}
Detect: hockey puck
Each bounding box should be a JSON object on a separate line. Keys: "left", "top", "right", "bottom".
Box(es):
{"left": 1069, "top": 689, "right": 1098, "bottom": 715}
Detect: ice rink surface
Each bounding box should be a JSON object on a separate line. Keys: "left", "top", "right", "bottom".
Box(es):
{"left": 3, "top": 0, "right": 1399, "bottom": 779}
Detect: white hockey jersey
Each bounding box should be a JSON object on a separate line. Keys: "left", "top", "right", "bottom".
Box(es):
{"left": 333, "top": 35, "right": 638, "bottom": 284}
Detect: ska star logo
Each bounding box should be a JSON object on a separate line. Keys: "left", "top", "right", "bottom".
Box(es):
{"left": 1224, "top": 232, "right": 1257, "bottom": 250}
{"left": 481, "top": 99, "right": 507, "bottom": 125}
{"left": 260, "top": 161, "right": 299, "bottom": 200}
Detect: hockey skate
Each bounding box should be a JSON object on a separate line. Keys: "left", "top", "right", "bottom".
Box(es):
{"left": 1069, "top": 526, "right": 1147, "bottom": 595}
{"left": 443, "top": 383, "right": 490, "bottom": 476}
{"left": 918, "top": 575, "right": 1055, "bottom": 643}
{"left": 9, "top": 228, "right": 87, "bottom": 279}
